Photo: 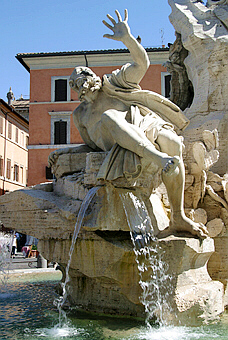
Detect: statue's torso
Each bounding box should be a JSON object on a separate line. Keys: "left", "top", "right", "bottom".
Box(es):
{"left": 74, "top": 90, "right": 138, "bottom": 151}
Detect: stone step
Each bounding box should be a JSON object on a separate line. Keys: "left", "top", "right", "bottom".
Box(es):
{"left": 9, "top": 257, "right": 38, "bottom": 270}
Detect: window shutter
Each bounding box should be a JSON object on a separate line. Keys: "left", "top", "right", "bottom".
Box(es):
{"left": 15, "top": 128, "right": 19, "bottom": 143}
{"left": 0, "top": 117, "right": 3, "bottom": 134}
{"left": 7, "top": 159, "right": 11, "bottom": 179}
{"left": 14, "top": 164, "right": 19, "bottom": 182}
{"left": 55, "top": 79, "right": 67, "bottom": 101}
{"left": 20, "top": 166, "right": 24, "bottom": 183}
{"left": 54, "top": 121, "right": 67, "bottom": 144}
{"left": 165, "top": 74, "right": 171, "bottom": 98}
{"left": 0, "top": 157, "right": 3, "bottom": 176}
{"left": 46, "top": 166, "right": 54, "bottom": 180}
{"left": 8, "top": 122, "right": 12, "bottom": 139}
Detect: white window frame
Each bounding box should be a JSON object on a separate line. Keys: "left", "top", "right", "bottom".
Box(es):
{"left": 51, "top": 76, "right": 71, "bottom": 102}
{"left": 48, "top": 111, "right": 72, "bottom": 145}
{"left": 161, "top": 72, "right": 171, "bottom": 99}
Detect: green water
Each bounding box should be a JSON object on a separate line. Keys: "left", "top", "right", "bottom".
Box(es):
{"left": 0, "top": 274, "right": 228, "bottom": 340}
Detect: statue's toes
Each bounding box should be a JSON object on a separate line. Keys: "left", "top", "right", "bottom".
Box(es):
{"left": 199, "top": 223, "right": 209, "bottom": 236}
{"left": 195, "top": 223, "right": 208, "bottom": 239}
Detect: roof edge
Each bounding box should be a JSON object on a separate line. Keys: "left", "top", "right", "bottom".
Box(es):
{"left": 16, "top": 47, "right": 169, "bottom": 72}
{"left": 0, "top": 99, "right": 29, "bottom": 124}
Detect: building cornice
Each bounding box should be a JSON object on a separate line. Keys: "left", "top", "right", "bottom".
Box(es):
{"left": 16, "top": 48, "right": 169, "bottom": 72}
{"left": 0, "top": 99, "right": 29, "bottom": 127}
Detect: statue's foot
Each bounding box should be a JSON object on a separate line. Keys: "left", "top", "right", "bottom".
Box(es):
{"left": 162, "top": 156, "right": 180, "bottom": 177}
{"left": 158, "top": 215, "right": 208, "bottom": 239}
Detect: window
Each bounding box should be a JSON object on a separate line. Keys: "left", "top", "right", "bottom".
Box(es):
{"left": 14, "top": 164, "right": 19, "bottom": 182}
{"left": 21, "top": 132, "right": 24, "bottom": 147}
{"left": 8, "top": 122, "right": 12, "bottom": 139}
{"left": 54, "top": 120, "right": 67, "bottom": 144}
{"left": 161, "top": 72, "right": 171, "bottom": 99}
{"left": 49, "top": 111, "right": 71, "bottom": 145}
{"left": 55, "top": 79, "right": 67, "bottom": 101}
{"left": 20, "top": 166, "right": 24, "bottom": 183}
{"left": 0, "top": 157, "right": 3, "bottom": 177}
{"left": 26, "top": 136, "right": 29, "bottom": 148}
{"left": 46, "top": 166, "right": 55, "bottom": 180}
{"left": 0, "top": 116, "right": 3, "bottom": 134}
{"left": 15, "top": 128, "right": 19, "bottom": 143}
{"left": 51, "top": 76, "right": 70, "bottom": 102}
{"left": 6, "top": 159, "right": 11, "bottom": 179}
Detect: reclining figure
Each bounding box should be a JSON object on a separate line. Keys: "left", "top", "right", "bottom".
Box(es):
{"left": 49, "top": 9, "right": 208, "bottom": 239}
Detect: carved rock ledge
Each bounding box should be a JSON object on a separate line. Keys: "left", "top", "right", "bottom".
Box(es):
{"left": 0, "top": 150, "right": 224, "bottom": 324}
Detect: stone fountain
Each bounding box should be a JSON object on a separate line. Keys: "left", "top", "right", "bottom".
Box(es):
{"left": 0, "top": 5, "right": 228, "bottom": 325}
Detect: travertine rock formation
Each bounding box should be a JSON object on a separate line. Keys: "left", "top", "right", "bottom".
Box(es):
{"left": 164, "top": 32, "right": 194, "bottom": 111}
{"left": 0, "top": 150, "right": 224, "bottom": 324}
{"left": 168, "top": 0, "right": 228, "bottom": 174}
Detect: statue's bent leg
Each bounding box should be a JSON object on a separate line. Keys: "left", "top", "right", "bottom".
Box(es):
{"left": 156, "top": 129, "right": 208, "bottom": 238}
{"left": 101, "top": 110, "right": 179, "bottom": 175}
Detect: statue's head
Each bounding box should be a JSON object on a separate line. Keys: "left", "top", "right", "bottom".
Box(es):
{"left": 207, "top": 0, "right": 228, "bottom": 6}
{"left": 69, "top": 66, "right": 102, "bottom": 101}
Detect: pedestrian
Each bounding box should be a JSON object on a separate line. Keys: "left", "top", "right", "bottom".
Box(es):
{"left": 11, "top": 234, "right": 17, "bottom": 258}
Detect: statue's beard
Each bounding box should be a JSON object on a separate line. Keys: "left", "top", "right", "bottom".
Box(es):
{"left": 78, "top": 77, "right": 102, "bottom": 101}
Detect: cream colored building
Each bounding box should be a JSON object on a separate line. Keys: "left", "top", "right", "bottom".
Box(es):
{"left": 0, "top": 99, "right": 29, "bottom": 194}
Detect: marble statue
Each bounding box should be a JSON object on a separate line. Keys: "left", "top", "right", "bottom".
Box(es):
{"left": 49, "top": 9, "right": 208, "bottom": 239}
{"left": 168, "top": 0, "right": 228, "bottom": 174}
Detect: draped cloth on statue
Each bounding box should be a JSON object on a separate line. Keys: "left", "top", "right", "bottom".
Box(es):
{"left": 97, "top": 64, "right": 189, "bottom": 181}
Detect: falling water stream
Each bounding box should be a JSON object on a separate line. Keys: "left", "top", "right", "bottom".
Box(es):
{"left": 55, "top": 186, "right": 100, "bottom": 326}
{"left": 119, "top": 190, "right": 175, "bottom": 326}
{"left": 0, "top": 232, "right": 14, "bottom": 295}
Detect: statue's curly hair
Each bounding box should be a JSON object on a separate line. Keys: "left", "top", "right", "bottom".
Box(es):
{"left": 69, "top": 66, "right": 102, "bottom": 101}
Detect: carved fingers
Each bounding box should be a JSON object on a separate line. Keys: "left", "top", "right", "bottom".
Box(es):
{"left": 48, "top": 148, "right": 66, "bottom": 167}
{"left": 102, "top": 9, "right": 130, "bottom": 41}
{"left": 48, "top": 151, "right": 58, "bottom": 167}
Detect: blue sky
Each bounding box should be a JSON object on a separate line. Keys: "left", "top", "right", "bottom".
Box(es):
{"left": 1, "top": 0, "right": 177, "bottom": 101}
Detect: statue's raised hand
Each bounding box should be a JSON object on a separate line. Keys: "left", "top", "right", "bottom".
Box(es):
{"left": 103, "top": 9, "right": 131, "bottom": 42}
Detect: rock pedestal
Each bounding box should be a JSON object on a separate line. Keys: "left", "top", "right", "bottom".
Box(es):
{"left": 0, "top": 150, "right": 224, "bottom": 324}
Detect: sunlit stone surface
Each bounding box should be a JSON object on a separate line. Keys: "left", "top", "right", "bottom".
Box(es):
{"left": 0, "top": 151, "right": 224, "bottom": 324}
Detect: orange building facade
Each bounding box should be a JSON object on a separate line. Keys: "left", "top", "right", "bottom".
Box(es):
{"left": 0, "top": 99, "right": 29, "bottom": 194}
{"left": 16, "top": 48, "right": 170, "bottom": 186}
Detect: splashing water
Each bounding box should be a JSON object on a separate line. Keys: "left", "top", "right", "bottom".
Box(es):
{"left": 0, "top": 232, "right": 14, "bottom": 293}
{"left": 119, "top": 190, "right": 175, "bottom": 326}
{"left": 55, "top": 186, "right": 100, "bottom": 326}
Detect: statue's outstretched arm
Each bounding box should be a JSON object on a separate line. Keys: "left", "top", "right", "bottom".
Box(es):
{"left": 103, "top": 9, "right": 150, "bottom": 85}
